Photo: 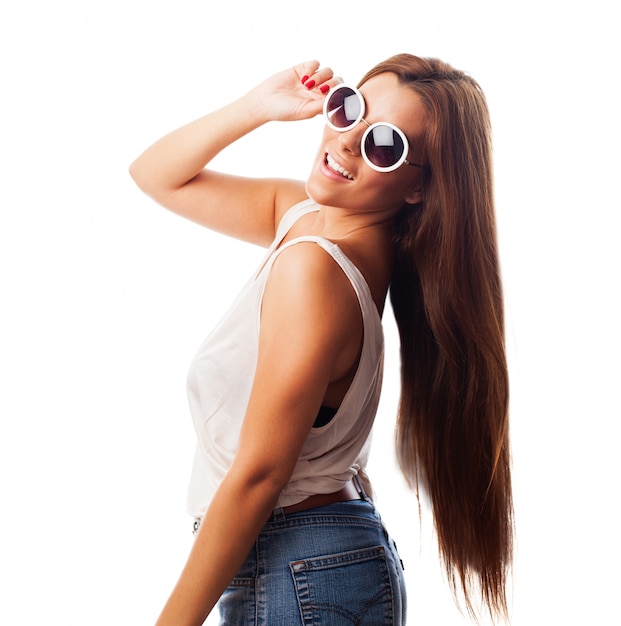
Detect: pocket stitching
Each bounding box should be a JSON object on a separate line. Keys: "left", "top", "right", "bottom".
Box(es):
{"left": 290, "top": 545, "right": 393, "bottom": 624}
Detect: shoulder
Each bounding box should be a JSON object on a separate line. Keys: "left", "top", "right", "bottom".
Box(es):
{"left": 271, "top": 241, "right": 351, "bottom": 299}
{"left": 262, "top": 241, "right": 361, "bottom": 341}
{"left": 259, "top": 241, "right": 364, "bottom": 387}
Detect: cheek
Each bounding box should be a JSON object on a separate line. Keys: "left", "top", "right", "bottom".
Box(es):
{"left": 365, "top": 171, "right": 409, "bottom": 196}
{"left": 307, "top": 131, "right": 331, "bottom": 174}
{"left": 305, "top": 146, "right": 324, "bottom": 180}
{"left": 362, "top": 173, "right": 418, "bottom": 209}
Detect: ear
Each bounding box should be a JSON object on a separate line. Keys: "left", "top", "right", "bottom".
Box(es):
{"left": 404, "top": 184, "right": 422, "bottom": 205}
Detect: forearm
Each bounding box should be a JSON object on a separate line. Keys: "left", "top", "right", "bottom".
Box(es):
{"left": 129, "top": 92, "right": 268, "bottom": 198}
{"left": 154, "top": 471, "right": 281, "bottom": 626}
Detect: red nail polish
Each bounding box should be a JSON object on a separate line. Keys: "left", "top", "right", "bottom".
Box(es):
{"left": 320, "top": 84, "right": 330, "bottom": 94}
{"left": 301, "top": 75, "right": 309, "bottom": 84}
{"left": 305, "top": 80, "right": 316, "bottom": 89}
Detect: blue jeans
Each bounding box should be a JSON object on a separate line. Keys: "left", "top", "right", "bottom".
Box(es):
{"left": 216, "top": 499, "right": 407, "bottom": 625}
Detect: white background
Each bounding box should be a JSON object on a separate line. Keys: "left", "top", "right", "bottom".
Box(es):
{"left": 1, "top": 1, "right": 619, "bottom": 624}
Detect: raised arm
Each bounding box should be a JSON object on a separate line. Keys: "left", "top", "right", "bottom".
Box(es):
{"left": 129, "top": 62, "right": 337, "bottom": 246}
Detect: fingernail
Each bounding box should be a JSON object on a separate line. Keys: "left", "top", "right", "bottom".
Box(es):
{"left": 320, "top": 84, "right": 330, "bottom": 94}
{"left": 305, "top": 80, "right": 316, "bottom": 89}
{"left": 301, "top": 75, "right": 309, "bottom": 84}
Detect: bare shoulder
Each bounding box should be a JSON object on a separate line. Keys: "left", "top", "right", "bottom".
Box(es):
{"left": 256, "top": 241, "right": 364, "bottom": 409}
{"left": 274, "top": 241, "right": 353, "bottom": 294}
{"left": 262, "top": 241, "right": 362, "bottom": 344}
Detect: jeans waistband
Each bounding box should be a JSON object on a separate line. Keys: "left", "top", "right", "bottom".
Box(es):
{"left": 192, "top": 475, "right": 370, "bottom": 536}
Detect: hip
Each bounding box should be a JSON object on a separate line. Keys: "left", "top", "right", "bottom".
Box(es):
{"left": 218, "top": 499, "right": 407, "bottom": 625}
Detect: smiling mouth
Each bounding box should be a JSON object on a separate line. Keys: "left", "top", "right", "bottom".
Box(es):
{"left": 325, "top": 153, "right": 354, "bottom": 180}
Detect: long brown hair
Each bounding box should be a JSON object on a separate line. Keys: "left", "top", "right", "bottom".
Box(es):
{"left": 360, "top": 55, "right": 513, "bottom": 621}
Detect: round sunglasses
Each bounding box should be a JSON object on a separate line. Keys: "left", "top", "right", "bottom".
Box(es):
{"left": 323, "top": 84, "right": 423, "bottom": 173}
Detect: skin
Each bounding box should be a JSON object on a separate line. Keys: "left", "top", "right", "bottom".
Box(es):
{"left": 129, "top": 61, "right": 427, "bottom": 626}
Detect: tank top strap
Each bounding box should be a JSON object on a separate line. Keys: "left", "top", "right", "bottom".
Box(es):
{"left": 266, "top": 235, "right": 381, "bottom": 331}
{"left": 273, "top": 199, "right": 320, "bottom": 245}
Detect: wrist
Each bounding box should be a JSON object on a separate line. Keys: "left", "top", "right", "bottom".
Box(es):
{"left": 237, "top": 89, "right": 272, "bottom": 128}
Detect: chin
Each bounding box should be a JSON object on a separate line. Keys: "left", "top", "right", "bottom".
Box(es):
{"left": 304, "top": 178, "right": 339, "bottom": 209}
{"left": 304, "top": 180, "right": 318, "bottom": 204}
{"left": 304, "top": 169, "right": 326, "bottom": 205}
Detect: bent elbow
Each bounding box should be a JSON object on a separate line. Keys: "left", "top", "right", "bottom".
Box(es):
{"left": 128, "top": 157, "right": 150, "bottom": 193}
{"left": 248, "top": 467, "right": 290, "bottom": 499}
{"left": 232, "top": 460, "right": 292, "bottom": 505}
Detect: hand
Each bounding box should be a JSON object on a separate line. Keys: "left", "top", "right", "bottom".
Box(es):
{"left": 247, "top": 61, "right": 341, "bottom": 123}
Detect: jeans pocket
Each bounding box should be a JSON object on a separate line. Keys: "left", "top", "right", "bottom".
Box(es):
{"left": 290, "top": 545, "right": 395, "bottom": 625}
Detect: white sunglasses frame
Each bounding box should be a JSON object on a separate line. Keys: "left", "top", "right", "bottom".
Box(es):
{"left": 322, "top": 84, "right": 422, "bottom": 173}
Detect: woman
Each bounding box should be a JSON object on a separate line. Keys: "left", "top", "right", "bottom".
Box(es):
{"left": 130, "top": 53, "right": 513, "bottom": 625}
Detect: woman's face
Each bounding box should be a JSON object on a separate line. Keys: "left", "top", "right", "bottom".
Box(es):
{"left": 306, "top": 72, "right": 426, "bottom": 214}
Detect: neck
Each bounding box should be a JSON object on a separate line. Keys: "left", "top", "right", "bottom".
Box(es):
{"left": 312, "top": 204, "right": 401, "bottom": 241}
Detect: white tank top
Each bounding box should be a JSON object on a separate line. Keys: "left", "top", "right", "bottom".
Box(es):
{"left": 186, "top": 199, "right": 384, "bottom": 518}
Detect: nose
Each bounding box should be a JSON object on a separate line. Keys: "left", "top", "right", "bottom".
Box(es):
{"left": 337, "top": 120, "right": 368, "bottom": 157}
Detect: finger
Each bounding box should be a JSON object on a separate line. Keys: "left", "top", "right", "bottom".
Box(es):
{"left": 315, "top": 76, "right": 343, "bottom": 95}
{"left": 303, "top": 68, "right": 338, "bottom": 94}
{"left": 296, "top": 60, "right": 321, "bottom": 83}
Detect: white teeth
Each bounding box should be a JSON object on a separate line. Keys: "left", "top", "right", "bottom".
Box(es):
{"left": 326, "top": 153, "right": 354, "bottom": 180}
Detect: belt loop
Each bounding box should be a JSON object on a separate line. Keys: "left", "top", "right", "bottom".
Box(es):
{"left": 353, "top": 474, "right": 368, "bottom": 501}
{"left": 271, "top": 506, "right": 286, "bottom": 521}
{"left": 192, "top": 517, "right": 202, "bottom": 537}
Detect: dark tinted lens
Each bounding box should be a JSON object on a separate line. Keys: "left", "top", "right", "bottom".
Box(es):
{"left": 364, "top": 125, "right": 405, "bottom": 167}
{"left": 326, "top": 87, "right": 361, "bottom": 128}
